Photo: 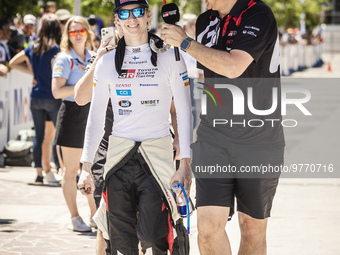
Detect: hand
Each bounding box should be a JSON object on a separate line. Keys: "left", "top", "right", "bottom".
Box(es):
{"left": 173, "top": 138, "right": 180, "bottom": 160}
{"left": 78, "top": 163, "right": 95, "bottom": 196}
{"left": 161, "top": 23, "right": 188, "bottom": 48}
{"left": 97, "top": 37, "right": 116, "bottom": 59}
{"left": 170, "top": 158, "right": 191, "bottom": 198}
{"left": 0, "top": 64, "right": 9, "bottom": 77}
{"left": 32, "top": 79, "right": 37, "bottom": 87}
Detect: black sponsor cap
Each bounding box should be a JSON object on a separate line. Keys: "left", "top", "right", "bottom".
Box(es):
{"left": 113, "top": 0, "right": 149, "bottom": 13}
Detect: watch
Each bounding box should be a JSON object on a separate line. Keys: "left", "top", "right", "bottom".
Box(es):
{"left": 180, "top": 37, "right": 194, "bottom": 52}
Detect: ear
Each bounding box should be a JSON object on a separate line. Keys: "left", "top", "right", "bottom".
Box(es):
{"left": 146, "top": 12, "right": 151, "bottom": 23}
{"left": 116, "top": 16, "right": 121, "bottom": 27}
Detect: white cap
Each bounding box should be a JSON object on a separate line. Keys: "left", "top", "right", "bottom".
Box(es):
{"left": 23, "top": 14, "right": 36, "bottom": 25}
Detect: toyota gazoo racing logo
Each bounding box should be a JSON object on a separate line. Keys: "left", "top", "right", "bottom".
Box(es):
{"left": 119, "top": 100, "right": 132, "bottom": 107}
{"left": 116, "top": 90, "right": 132, "bottom": 96}
{"left": 199, "top": 82, "right": 311, "bottom": 128}
{"left": 118, "top": 69, "right": 136, "bottom": 79}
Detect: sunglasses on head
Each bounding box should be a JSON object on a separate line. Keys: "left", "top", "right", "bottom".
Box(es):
{"left": 69, "top": 29, "right": 87, "bottom": 37}
{"left": 117, "top": 7, "right": 145, "bottom": 20}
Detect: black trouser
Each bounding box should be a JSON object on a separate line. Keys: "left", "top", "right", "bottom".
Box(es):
{"left": 106, "top": 152, "right": 169, "bottom": 255}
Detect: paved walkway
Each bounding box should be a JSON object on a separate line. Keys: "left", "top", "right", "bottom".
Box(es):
{"left": 1, "top": 53, "right": 340, "bottom": 255}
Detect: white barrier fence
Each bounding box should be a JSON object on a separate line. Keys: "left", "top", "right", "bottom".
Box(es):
{"left": 0, "top": 70, "right": 34, "bottom": 150}
{"left": 280, "top": 43, "right": 324, "bottom": 76}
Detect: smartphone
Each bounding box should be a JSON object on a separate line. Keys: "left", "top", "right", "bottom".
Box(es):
{"left": 101, "top": 27, "right": 116, "bottom": 46}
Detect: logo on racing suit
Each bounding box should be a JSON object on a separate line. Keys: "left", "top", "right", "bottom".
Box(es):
{"left": 118, "top": 109, "right": 132, "bottom": 115}
{"left": 119, "top": 100, "right": 132, "bottom": 107}
{"left": 118, "top": 69, "right": 136, "bottom": 79}
{"left": 135, "top": 68, "right": 158, "bottom": 78}
{"left": 141, "top": 100, "right": 160, "bottom": 106}
{"left": 140, "top": 83, "right": 158, "bottom": 87}
{"left": 181, "top": 75, "right": 189, "bottom": 81}
{"left": 116, "top": 84, "right": 131, "bottom": 87}
{"left": 116, "top": 90, "right": 132, "bottom": 96}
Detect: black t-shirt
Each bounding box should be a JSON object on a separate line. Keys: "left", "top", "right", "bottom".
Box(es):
{"left": 195, "top": 0, "right": 285, "bottom": 147}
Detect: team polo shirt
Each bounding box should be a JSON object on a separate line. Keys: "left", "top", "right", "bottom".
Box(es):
{"left": 24, "top": 44, "right": 59, "bottom": 99}
{"left": 81, "top": 43, "right": 192, "bottom": 163}
{"left": 195, "top": 0, "right": 285, "bottom": 147}
{"left": 52, "top": 48, "right": 92, "bottom": 102}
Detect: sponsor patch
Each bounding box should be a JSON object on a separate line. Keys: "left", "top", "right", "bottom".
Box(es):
{"left": 116, "top": 84, "right": 131, "bottom": 87}
{"left": 228, "top": 31, "right": 237, "bottom": 37}
{"left": 54, "top": 67, "right": 62, "bottom": 71}
{"left": 118, "top": 109, "right": 132, "bottom": 115}
{"left": 119, "top": 69, "right": 136, "bottom": 79}
{"left": 119, "top": 100, "right": 132, "bottom": 107}
{"left": 184, "top": 81, "right": 190, "bottom": 87}
{"left": 141, "top": 100, "right": 160, "bottom": 106}
{"left": 179, "top": 71, "right": 188, "bottom": 76}
{"left": 135, "top": 68, "right": 158, "bottom": 78}
{"left": 245, "top": 26, "right": 260, "bottom": 31}
{"left": 243, "top": 30, "right": 257, "bottom": 37}
{"left": 120, "top": 0, "right": 138, "bottom": 3}
{"left": 182, "top": 75, "right": 189, "bottom": 81}
{"left": 132, "top": 47, "right": 141, "bottom": 52}
{"left": 140, "top": 83, "right": 158, "bottom": 87}
{"left": 93, "top": 82, "right": 97, "bottom": 88}
{"left": 116, "top": 89, "right": 132, "bottom": 96}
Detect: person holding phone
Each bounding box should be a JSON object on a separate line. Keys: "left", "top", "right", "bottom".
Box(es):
{"left": 78, "top": 0, "right": 192, "bottom": 253}
{"left": 52, "top": 16, "right": 97, "bottom": 232}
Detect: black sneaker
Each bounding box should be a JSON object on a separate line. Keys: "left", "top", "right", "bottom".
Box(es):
{"left": 34, "top": 175, "right": 44, "bottom": 186}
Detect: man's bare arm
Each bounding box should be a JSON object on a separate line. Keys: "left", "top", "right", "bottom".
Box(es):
{"left": 161, "top": 23, "right": 254, "bottom": 78}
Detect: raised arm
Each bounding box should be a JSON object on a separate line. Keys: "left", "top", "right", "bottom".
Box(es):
{"left": 161, "top": 23, "right": 253, "bottom": 78}
{"left": 9, "top": 50, "right": 33, "bottom": 75}
{"left": 74, "top": 37, "right": 115, "bottom": 106}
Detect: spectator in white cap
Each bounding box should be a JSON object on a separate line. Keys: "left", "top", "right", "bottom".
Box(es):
{"left": 22, "top": 14, "right": 37, "bottom": 48}
{"left": 55, "top": 9, "right": 72, "bottom": 33}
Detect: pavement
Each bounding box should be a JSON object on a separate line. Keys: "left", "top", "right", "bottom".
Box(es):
{"left": 1, "top": 53, "right": 340, "bottom": 255}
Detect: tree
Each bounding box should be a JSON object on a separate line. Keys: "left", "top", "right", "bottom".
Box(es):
{"left": 264, "top": 0, "right": 328, "bottom": 32}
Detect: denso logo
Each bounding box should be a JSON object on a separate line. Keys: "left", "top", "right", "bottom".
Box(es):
{"left": 119, "top": 100, "right": 132, "bottom": 107}
{"left": 116, "top": 84, "right": 131, "bottom": 87}
{"left": 116, "top": 90, "right": 132, "bottom": 96}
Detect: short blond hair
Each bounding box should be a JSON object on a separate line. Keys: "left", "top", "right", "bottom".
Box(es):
{"left": 60, "top": 16, "right": 95, "bottom": 52}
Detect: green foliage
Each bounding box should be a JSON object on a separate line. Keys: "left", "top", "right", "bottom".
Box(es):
{"left": 264, "top": 0, "right": 328, "bottom": 32}
{"left": 0, "top": 0, "right": 327, "bottom": 32}
{"left": 0, "top": 0, "right": 40, "bottom": 20}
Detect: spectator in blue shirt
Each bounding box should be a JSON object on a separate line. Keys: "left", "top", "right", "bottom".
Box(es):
{"left": 52, "top": 16, "right": 96, "bottom": 232}
{"left": 9, "top": 14, "right": 62, "bottom": 185}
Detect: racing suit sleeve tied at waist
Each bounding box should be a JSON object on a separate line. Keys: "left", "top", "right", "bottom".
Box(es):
{"left": 95, "top": 135, "right": 180, "bottom": 234}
